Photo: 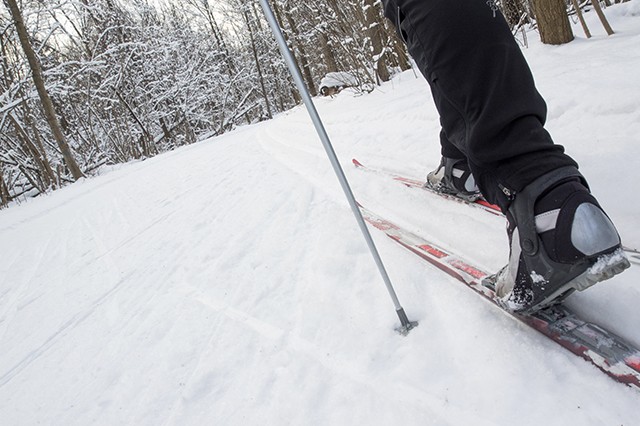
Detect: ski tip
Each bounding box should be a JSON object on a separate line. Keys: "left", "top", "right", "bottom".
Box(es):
{"left": 352, "top": 158, "right": 364, "bottom": 168}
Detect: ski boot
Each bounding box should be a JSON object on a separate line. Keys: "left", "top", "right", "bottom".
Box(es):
{"left": 425, "top": 157, "right": 481, "bottom": 202}
{"left": 485, "top": 166, "right": 630, "bottom": 313}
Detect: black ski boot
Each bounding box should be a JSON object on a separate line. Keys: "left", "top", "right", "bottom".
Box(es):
{"left": 425, "top": 157, "right": 481, "bottom": 201}
{"left": 487, "top": 166, "right": 630, "bottom": 313}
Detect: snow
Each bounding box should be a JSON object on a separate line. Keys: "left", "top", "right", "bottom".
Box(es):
{"left": 1, "top": 4, "right": 640, "bottom": 425}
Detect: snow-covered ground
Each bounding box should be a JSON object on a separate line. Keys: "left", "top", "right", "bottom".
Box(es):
{"left": 2, "top": 3, "right": 640, "bottom": 425}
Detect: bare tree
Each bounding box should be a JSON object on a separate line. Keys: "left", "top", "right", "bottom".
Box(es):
{"left": 242, "top": 4, "right": 274, "bottom": 118}
{"left": 0, "top": 0, "right": 413, "bottom": 205}
{"left": 4, "top": 0, "right": 84, "bottom": 179}
{"left": 590, "top": 0, "right": 614, "bottom": 36}
{"left": 570, "top": 0, "right": 592, "bottom": 38}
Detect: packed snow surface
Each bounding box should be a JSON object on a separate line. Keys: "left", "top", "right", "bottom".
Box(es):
{"left": 2, "top": 4, "right": 640, "bottom": 425}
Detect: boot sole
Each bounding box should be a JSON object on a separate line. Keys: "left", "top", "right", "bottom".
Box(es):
{"left": 521, "top": 248, "right": 631, "bottom": 314}
{"left": 422, "top": 182, "right": 482, "bottom": 202}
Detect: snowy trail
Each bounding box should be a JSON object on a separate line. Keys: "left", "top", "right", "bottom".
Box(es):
{"left": 2, "top": 3, "right": 640, "bottom": 425}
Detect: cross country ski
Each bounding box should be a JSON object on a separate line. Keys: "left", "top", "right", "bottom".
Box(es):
{"left": 353, "top": 158, "right": 640, "bottom": 261}
{"left": 357, "top": 202, "right": 640, "bottom": 391}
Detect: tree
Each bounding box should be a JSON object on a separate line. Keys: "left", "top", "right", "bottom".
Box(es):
{"left": 4, "top": 0, "right": 84, "bottom": 179}
{"left": 590, "top": 0, "right": 614, "bottom": 36}
{"left": 500, "top": 0, "right": 530, "bottom": 29}
{"left": 363, "top": 0, "right": 390, "bottom": 83}
{"left": 242, "top": 3, "right": 274, "bottom": 117}
{"left": 531, "top": 0, "right": 574, "bottom": 45}
{"left": 0, "top": 164, "right": 10, "bottom": 208}
{"left": 0, "top": 0, "right": 412, "bottom": 205}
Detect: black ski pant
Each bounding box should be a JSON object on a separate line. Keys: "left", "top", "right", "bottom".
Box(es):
{"left": 382, "top": 0, "right": 578, "bottom": 210}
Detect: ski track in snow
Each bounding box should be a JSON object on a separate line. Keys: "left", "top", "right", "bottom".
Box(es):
{"left": 0, "top": 273, "right": 132, "bottom": 388}
{"left": 1, "top": 3, "right": 640, "bottom": 425}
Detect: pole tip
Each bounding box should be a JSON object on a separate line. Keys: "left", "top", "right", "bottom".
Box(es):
{"left": 395, "top": 308, "right": 418, "bottom": 336}
{"left": 395, "top": 320, "right": 419, "bottom": 336}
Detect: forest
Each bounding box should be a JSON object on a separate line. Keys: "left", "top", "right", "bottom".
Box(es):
{"left": 0, "top": 0, "right": 626, "bottom": 208}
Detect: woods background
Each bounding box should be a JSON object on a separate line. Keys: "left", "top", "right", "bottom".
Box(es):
{"left": 0, "top": 0, "right": 627, "bottom": 208}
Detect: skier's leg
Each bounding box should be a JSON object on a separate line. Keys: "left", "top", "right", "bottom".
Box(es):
{"left": 438, "top": 129, "right": 464, "bottom": 160}
{"left": 425, "top": 129, "right": 480, "bottom": 200}
{"left": 382, "top": 0, "right": 629, "bottom": 313}
{"left": 383, "top": 0, "right": 576, "bottom": 209}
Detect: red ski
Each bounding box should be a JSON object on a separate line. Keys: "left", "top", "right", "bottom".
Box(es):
{"left": 353, "top": 158, "right": 639, "bottom": 260}
{"left": 352, "top": 158, "right": 502, "bottom": 216}
{"left": 358, "top": 203, "right": 640, "bottom": 391}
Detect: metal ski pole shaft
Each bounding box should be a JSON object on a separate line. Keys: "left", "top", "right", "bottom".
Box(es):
{"left": 258, "top": 0, "right": 417, "bottom": 335}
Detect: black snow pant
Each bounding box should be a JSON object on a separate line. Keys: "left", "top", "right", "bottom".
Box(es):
{"left": 382, "top": 0, "right": 578, "bottom": 210}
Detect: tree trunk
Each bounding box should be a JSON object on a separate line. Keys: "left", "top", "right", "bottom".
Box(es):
{"left": 272, "top": 0, "right": 302, "bottom": 104}
{"left": 383, "top": 20, "right": 412, "bottom": 72}
{"left": 570, "top": 0, "right": 592, "bottom": 38}
{"left": 319, "top": 32, "right": 338, "bottom": 74}
{"left": 531, "top": 0, "right": 574, "bottom": 45}
{"left": 4, "top": 0, "right": 84, "bottom": 179}
{"left": 283, "top": 5, "right": 317, "bottom": 97}
{"left": 590, "top": 0, "right": 615, "bottom": 35}
{"left": 115, "top": 90, "right": 153, "bottom": 156}
{"left": 0, "top": 164, "right": 10, "bottom": 207}
{"left": 9, "top": 112, "right": 54, "bottom": 189}
{"left": 363, "top": 0, "right": 390, "bottom": 83}
{"left": 243, "top": 8, "right": 273, "bottom": 119}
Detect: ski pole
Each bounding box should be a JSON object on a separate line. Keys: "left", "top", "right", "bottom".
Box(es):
{"left": 258, "top": 0, "right": 417, "bottom": 335}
